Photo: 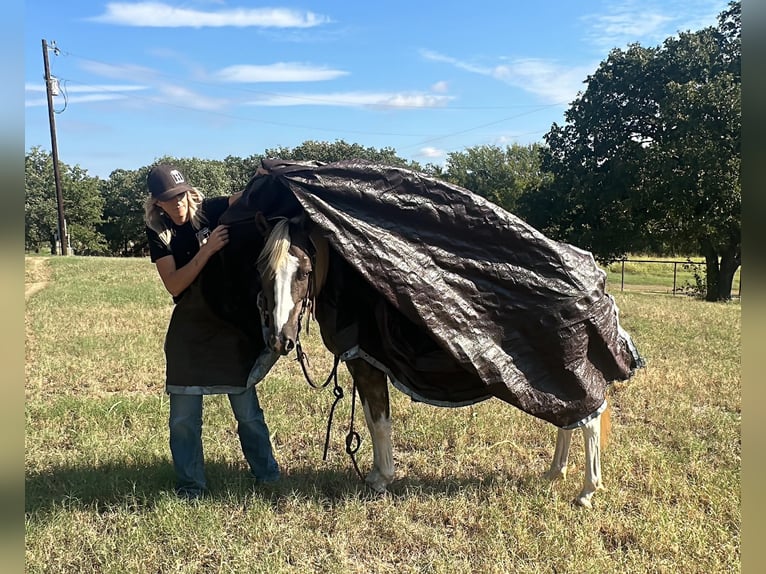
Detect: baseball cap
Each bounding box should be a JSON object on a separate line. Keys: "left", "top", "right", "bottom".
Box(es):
{"left": 147, "top": 164, "right": 194, "bottom": 201}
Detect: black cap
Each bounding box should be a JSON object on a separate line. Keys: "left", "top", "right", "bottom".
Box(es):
{"left": 147, "top": 164, "right": 194, "bottom": 201}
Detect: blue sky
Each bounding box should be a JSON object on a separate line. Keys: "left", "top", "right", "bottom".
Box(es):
{"left": 24, "top": 1, "right": 728, "bottom": 179}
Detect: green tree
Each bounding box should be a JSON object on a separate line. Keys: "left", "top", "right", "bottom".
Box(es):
{"left": 25, "top": 146, "right": 59, "bottom": 252}
{"left": 150, "top": 156, "right": 234, "bottom": 198}
{"left": 224, "top": 154, "right": 265, "bottom": 191}
{"left": 445, "top": 144, "right": 549, "bottom": 213}
{"left": 264, "top": 139, "right": 420, "bottom": 169}
{"left": 524, "top": 1, "right": 740, "bottom": 301}
{"left": 25, "top": 146, "right": 106, "bottom": 254}
{"left": 98, "top": 156, "right": 257, "bottom": 255}
{"left": 99, "top": 168, "right": 148, "bottom": 256}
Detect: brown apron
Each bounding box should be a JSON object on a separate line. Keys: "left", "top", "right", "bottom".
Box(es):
{"left": 164, "top": 280, "right": 258, "bottom": 390}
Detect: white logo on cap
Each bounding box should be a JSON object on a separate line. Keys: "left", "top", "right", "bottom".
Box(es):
{"left": 169, "top": 169, "right": 185, "bottom": 184}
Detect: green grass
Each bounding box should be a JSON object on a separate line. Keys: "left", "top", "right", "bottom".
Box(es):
{"left": 25, "top": 255, "right": 740, "bottom": 573}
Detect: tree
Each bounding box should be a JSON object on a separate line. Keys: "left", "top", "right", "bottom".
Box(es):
{"left": 97, "top": 156, "right": 260, "bottom": 256}
{"left": 524, "top": 1, "right": 740, "bottom": 301}
{"left": 224, "top": 154, "right": 265, "bottom": 191}
{"left": 264, "top": 139, "right": 421, "bottom": 169}
{"left": 99, "top": 168, "right": 148, "bottom": 256}
{"left": 445, "top": 144, "right": 549, "bottom": 213}
{"left": 25, "top": 147, "right": 59, "bottom": 252}
{"left": 25, "top": 146, "right": 107, "bottom": 254}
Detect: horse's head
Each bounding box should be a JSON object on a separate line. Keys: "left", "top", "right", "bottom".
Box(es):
{"left": 254, "top": 214, "right": 326, "bottom": 356}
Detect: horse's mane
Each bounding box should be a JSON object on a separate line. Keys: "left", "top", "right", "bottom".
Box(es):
{"left": 256, "top": 217, "right": 328, "bottom": 295}
{"left": 256, "top": 219, "right": 291, "bottom": 279}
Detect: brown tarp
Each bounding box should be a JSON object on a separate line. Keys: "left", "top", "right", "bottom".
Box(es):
{"left": 220, "top": 159, "right": 643, "bottom": 428}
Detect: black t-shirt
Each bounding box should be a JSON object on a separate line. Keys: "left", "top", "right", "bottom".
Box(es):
{"left": 146, "top": 196, "right": 230, "bottom": 301}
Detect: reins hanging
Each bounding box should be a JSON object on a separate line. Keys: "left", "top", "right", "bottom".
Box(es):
{"left": 318, "top": 364, "right": 363, "bottom": 480}
{"left": 294, "top": 272, "right": 329, "bottom": 389}
{"left": 293, "top": 291, "right": 364, "bottom": 482}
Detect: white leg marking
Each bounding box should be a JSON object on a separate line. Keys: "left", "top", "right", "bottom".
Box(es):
{"left": 575, "top": 415, "right": 604, "bottom": 508}
{"left": 545, "top": 427, "right": 573, "bottom": 482}
{"left": 361, "top": 401, "right": 394, "bottom": 493}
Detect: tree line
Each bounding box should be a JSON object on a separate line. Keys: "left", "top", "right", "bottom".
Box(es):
{"left": 24, "top": 1, "right": 740, "bottom": 301}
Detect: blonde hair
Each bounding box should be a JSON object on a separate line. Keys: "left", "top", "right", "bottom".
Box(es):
{"left": 143, "top": 187, "right": 207, "bottom": 246}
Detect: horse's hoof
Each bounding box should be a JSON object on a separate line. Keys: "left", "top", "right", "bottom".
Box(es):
{"left": 365, "top": 480, "right": 388, "bottom": 495}
{"left": 544, "top": 467, "right": 567, "bottom": 482}
{"left": 365, "top": 471, "right": 391, "bottom": 494}
{"left": 574, "top": 484, "right": 603, "bottom": 508}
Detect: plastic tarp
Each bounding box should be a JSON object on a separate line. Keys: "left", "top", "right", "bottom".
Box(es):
{"left": 220, "top": 159, "right": 643, "bottom": 428}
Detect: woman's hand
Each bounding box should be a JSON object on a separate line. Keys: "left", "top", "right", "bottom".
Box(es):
{"left": 155, "top": 224, "right": 232, "bottom": 298}
{"left": 200, "top": 225, "right": 230, "bottom": 256}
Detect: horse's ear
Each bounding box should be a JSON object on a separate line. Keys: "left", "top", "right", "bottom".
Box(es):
{"left": 254, "top": 212, "right": 272, "bottom": 238}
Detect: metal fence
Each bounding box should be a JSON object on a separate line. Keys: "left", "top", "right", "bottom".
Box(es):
{"left": 607, "top": 258, "right": 741, "bottom": 298}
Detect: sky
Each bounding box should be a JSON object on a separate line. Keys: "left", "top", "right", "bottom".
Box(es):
{"left": 24, "top": 0, "right": 729, "bottom": 180}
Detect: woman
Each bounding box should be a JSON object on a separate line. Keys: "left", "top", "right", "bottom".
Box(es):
{"left": 144, "top": 163, "right": 279, "bottom": 499}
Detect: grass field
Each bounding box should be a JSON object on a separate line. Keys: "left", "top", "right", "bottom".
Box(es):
{"left": 25, "top": 255, "right": 740, "bottom": 573}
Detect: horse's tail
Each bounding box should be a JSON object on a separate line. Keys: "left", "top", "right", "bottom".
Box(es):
{"left": 600, "top": 399, "right": 612, "bottom": 450}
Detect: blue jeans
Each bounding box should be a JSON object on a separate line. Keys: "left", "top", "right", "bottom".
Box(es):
{"left": 169, "top": 387, "right": 280, "bottom": 495}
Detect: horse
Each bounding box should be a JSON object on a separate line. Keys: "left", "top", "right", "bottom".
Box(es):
{"left": 252, "top": 214, "right": 610, "bottom": 508}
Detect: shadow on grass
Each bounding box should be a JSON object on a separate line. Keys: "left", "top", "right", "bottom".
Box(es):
{"left": 25, "top": 457, "right": 533, "bottom": 516}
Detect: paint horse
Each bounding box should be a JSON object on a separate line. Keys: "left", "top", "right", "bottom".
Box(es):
{"left": 253, "top": 214, "right": 610, "bottom": 508}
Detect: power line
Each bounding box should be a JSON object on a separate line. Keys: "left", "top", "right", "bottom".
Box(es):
{"left": 38, "top": 45, "right": 564, "bottom": 157}
{"left": 54, "top": 48, "right": 564, "bottom": 138}
{"left": 61, "top": 48, "right": 567, "bottom": 111}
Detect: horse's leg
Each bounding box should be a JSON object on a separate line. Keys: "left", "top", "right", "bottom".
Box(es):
{"left": 545, "top": 404, "right": 606, "bottom": 507}
{"left": 575, "top": 413, "right": 604, "bottom": 508}
{"left": 544, "top": 426, "right": 573, "bottom": 482}
{"left": 346, "top": 358, "right": 394, "bottom": 493}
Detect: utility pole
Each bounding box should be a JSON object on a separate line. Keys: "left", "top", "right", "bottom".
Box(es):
{"left": 42, "top": 39, "right": 68, "bottom": 256}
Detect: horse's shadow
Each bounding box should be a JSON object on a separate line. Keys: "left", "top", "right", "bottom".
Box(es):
{"left": 25, "top": 458, "right": 534, "bottom": 516}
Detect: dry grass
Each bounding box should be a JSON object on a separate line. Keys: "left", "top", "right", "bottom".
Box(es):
{"left": 25, "top": 255, "right": 740, "bottom": 573}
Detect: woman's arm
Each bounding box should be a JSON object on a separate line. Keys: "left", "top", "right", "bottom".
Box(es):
{"left": 154, "top": 224, "right": 231, "bottom": 297}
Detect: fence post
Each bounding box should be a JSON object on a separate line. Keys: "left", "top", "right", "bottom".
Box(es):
{"left": 673, "top": 262, "right": 678, "bottom": 296}
{"left": 621, "top": 259, "right": 625, "bottom": 292}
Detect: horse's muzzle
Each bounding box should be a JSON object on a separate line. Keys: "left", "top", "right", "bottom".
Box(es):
{"left": 270, "top": 333, "right": 296, "bottom": 356}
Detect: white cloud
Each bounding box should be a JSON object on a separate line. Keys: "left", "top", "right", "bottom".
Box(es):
{"left": 491, "top": 58, "right": 591, "bottom": 104}
{"left": 581, "top": 0, "right": 728, "bottom": 51}
{"left": 246, "top": 91, "right": 453, "bottom": 108}
{"left": 583, "top": 11, "right": 673, "bottom": 50}
{"left": 80, "top": 61, "right": 161, "bottom": 82}
{"left": 420, "top": 50, "right": 486, "bottom": 75}
{"left": 25, "top": 98, "right": 48, "bottom": 108}
{"left": 88, "top": 2, "right": 332, "bottom": 28}
{"left": 216, "top": 63, "right": 349, "bottom": 83}
{"left": 418, "top": 147, "right": 446, "bottom": 159}
{"left": 74, "top": 60, "right": 229, "bottom": 111}
{"left": 157, "top": 84, "right": 228, "bottom": 111}
{"left": 25, "top": 93, "right": 132, "bottom": 108}
{"left": 25, "top": 81, "right": 148, "bottom": 107}
{"left": 431, "top": 81, "right": 449, "bottom": 93}
{"left": 421, "top": 49, "right": 589, "bottom": 105}
{"left": 25, "top": 83, "right": 148, "bottom": 93}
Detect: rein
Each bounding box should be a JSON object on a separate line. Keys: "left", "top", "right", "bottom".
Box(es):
{"left": 294, "top": 272, "right": 327, "bottom": 389}
{"left": 293, "top": 274, "right": 364, "bottom": 482}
